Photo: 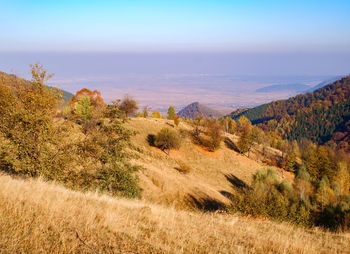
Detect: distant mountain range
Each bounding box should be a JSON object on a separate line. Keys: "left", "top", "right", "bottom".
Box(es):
{"left": 229, "top": 76, "right": 350, "bottom": 151}
{"left": 255, "top": 83, "right": 309, "bottom": 93}
{"left": 178, "top": 102, "right": 224, "bottom": 119}
{"left": 256, "top": 76, "right": 344, "bottom": 94}
{"left": 303, "top": 76, "right": 343, "bottom": 93}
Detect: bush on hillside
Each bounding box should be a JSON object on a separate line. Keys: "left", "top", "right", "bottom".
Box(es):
{"left": 154, "top": 128, "right": 181, "bottom": 155}
{"left": 229, "top": 166, "right": 350, "bottom": 231}
{"left": 229, "top": 168, "right": 313, "bottom": 227}
{"left": 189, "top": 116, "right": 223, "bottom": 152}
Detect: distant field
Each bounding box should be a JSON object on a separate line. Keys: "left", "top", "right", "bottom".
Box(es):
{"left": 0, "top": 52, "right": 334, "bottom": 113}
{"left": 49, "top": 74, "right": 328, "bottom": 114}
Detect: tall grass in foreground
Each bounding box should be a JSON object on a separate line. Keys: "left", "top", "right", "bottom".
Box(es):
{"left": 0, "top": 174, "right": 349, "bottom": 254}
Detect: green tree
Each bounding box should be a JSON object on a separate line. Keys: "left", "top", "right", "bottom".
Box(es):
{"left": 167, "top": 105, "right": 177, "bottom": 120}
{"left": 74, "top": 96, "right": 92, "bottom": 121}
{"left": 0, "top": 63, "right": 62, "bottom": 176}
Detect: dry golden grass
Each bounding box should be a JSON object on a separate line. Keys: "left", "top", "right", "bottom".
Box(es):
{"left": 0, "top": 174, "right": 349, "bottom": 254}
{"left": 126, "top": 118, "right": 286, "bottom": 209}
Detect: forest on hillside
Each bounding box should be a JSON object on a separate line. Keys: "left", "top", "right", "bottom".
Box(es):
{"left": 230, "top": 76, "right": 350, "bottom": 151}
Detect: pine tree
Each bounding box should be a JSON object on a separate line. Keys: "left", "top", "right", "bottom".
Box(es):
{"left": 167, "top": 105, "right": 177, "bottom": 120}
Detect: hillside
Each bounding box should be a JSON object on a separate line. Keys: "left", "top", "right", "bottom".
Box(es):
{"left": 229, "top": 76, "right": 350, "bottom": 150}
{"left": 125, "top": 117, "right": 285, "bottom": 209}
{"left": 178, "top": 102, "right": 223, "bottom": 119}
{"left": 1, "top": 173, "right": 349, "bottom": 254}
{"left": 1, "top": 65, "right": 350, "bottom": 253}
{"left": 0, "top": 71, "right": 73, "bottom": 102}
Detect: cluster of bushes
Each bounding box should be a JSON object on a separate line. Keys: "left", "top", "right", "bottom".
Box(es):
{"left": 189, "top": 115, "right": 223, "bottom": 152}
{"left": 230, "top": 167, "right": 350, "bottom": 231}
{"left": 0, "top": 64, "right": 140, "bottom": 198}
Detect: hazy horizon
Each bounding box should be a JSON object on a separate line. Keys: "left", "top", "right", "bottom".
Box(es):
{"left": 1, "top": 51, "right": 347, "bottom": 113}
{"left": 1, "top": 1, "right": 349, "bottom": 112}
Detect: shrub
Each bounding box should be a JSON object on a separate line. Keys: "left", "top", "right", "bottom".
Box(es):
{"left": 229, "top": 168, "right": 313, "bottom": 227}
{"left": 97, "top": 163, "right": 141, "bottom": 198}
{"left": 318, "top": 202, "right": 350, "bottom": 231}
{"left": 154, "top": 128, "right": 181, "bottom": 155}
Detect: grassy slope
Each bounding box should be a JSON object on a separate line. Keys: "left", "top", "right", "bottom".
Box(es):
{"left": 126, "top": 117, "right": 290, "bottom": 209}
{"left": 1, "top": 174, "right": 349, "bottom": 254}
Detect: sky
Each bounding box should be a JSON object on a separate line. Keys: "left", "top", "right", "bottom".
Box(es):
{"left": 1, "top": 0, "right": 350, "bottom": 53}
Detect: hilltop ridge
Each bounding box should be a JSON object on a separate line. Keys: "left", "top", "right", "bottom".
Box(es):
{"left": 178, "top": 102, "right": 224, "bottom": 119}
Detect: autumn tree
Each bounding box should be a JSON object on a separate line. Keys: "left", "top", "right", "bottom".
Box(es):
{"left": 237, "top": 115, "right": 251, "bottom": 132}
{"left": 191, "top": 114, "right": 205, "bottom": 145}
{"left": 205, "top": 119, "right": 223, "bottom": 151}
{"left": 227, "top": 118, "right": 237, "bottom": 134}
{"left": 167, "top": 105, "right": 177, "bottom": 120}
{"left": 219, "top": 117, "right": 236, "bottom": 134}
{"left": 237, "top": 116, "right": 253, "bottom": 155}
{"left": 237, "top": 124, "right": 250, "bottom": 154}
{"left": 174, "top": 116, "right": 180, "bottom": 126}
{"left": 119, "top": 94, "right": 138, "bottom": 117}
{"left": 70, "top": 88, "right": 105, "bottom": 114}
{"left": 151, "top": 110, "right": 163, "bottom": 118}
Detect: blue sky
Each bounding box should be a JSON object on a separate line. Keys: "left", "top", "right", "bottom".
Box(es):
{"left": 1, "top": 0, "right": 350, "bottom": 52}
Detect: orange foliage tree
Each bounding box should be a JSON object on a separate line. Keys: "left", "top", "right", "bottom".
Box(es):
{"left": 70, "top": 88, "right": 105, "bottom": 109}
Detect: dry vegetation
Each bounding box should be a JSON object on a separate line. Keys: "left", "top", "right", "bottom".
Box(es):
{"left": 125, "top": 117, "right": 289, "bottom": 209}
{"left": 1, "top": 174, "right": 349, "bottom": 254}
